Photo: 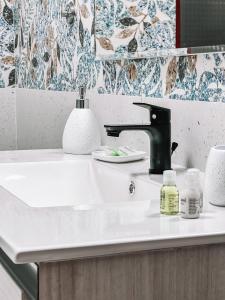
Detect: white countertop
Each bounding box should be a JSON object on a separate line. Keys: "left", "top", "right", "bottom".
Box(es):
{"left": 0, "top": 149, "right": 225, "bottom": 264}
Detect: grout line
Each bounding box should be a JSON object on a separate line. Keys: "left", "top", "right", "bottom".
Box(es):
{"left": 14, "top": 88, "right": 18, "bottom": 150}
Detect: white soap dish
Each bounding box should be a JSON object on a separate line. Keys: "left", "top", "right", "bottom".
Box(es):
{"left": 92, "top": 147, "right": 146, "bottom": 163}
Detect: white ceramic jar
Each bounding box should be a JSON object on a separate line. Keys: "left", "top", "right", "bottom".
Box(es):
{"left": 204, "top": 145, "right": 225, "bottom": 206}
{"left": 63, "top": 87, "right": 101, "bottom": 155}
{"left": 63, "top": 108, "right": 101, "bottom": 155}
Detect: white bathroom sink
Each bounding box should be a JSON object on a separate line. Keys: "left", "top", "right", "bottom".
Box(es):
{"left": 0, "top": 159, "right": 160, "bottom": 208}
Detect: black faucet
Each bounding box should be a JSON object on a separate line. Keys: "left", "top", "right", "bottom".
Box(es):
{"left": 104, "top": 103, "right": 172, "bottom": 174}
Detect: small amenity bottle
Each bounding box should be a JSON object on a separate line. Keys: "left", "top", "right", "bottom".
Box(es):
{"left": 160, "top": 170, "right": 179, "bottom": 215}
{"left": 180, "top": 172, "right": 200, "bottom": 219}
{"left": 187, "top": 168, "right": 203, "bottom": 212}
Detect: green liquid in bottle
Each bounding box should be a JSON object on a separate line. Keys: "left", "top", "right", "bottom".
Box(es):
{"left": 160, "top": 185, "right": 179, "bottom": 215}
{"left": 160, "top": 170, "right": 179, "bottom": 216}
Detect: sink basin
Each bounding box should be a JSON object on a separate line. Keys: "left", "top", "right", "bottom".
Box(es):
{"left": 0, "top": 159, "right": 160, "bottom": 208}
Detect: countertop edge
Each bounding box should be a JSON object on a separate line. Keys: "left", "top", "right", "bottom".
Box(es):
{"left": 7, "top": 233, "right": 225, "bottom": 264}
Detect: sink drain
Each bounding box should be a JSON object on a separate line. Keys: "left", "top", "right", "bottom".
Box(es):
{"left": 129, "top": 181, "right": 135, "bottom": 196}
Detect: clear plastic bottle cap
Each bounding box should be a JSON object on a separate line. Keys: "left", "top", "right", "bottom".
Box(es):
{"left": 187, "top": 168, "right": 200, "bottom": 184}
{"left": 187, "top": 168, "right": 200, "bottom": 176}
{"left": 163, "top": 170, "right": 176, "bottom": 186}
{"left": 186, "top": 172, "right": 200, "bottom": 187}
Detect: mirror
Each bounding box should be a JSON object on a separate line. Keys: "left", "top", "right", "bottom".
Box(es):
{"left": 94, "top": 0, "right": 225, "bottom": 60}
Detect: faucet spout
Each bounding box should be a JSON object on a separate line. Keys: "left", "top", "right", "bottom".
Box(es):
{"left": 104, "top": 103, "right": 172, "bottom": 174}
{"left": 104, "top": 124, "right": 151, "bottom": 137}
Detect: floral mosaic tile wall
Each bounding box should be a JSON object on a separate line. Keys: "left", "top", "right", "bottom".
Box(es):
{"left": 95, "top": 0, "right": 176, "bottom": 60}
{"left": 1, "top": 0, "right": 225, "bottom": 103}
{"left": 17, "top": 0, "right": 100, "bottom": 91}
{"left": 163, "top": 54, "right": 225, "bottom": 102}
{"left": 0, "top": 0, "right": 16, "bottom": 88}
{"left": 97, "top": 53, "right": 225, "bottom": 102}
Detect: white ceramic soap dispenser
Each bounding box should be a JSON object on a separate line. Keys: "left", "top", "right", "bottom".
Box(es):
{"left": 63, "top": 87, "right": 101, "bottom": 155}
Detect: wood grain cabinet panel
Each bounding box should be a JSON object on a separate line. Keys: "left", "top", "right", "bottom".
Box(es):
{"left": 39, "top": 243, "right": 225, "bottom": 300}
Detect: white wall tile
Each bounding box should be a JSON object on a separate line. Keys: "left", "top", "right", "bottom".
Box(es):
{"left": 0, "top": 89, "right": 17, "bottom": 150}
{"left": 91, "top": 93, "right": 225, "bottom": 171}
{"left": 7, "top": 88, "right": 225, "bottom": 171}
{"left": 16, "top": 89, "right": 76, "bottom": 150}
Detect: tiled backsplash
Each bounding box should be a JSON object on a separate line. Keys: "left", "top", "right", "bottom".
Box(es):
{"left": 13, "top": 89, "right": 225, "bottom": 170}
{"left": 95, "top": 0, "right": 176, "bottom": 60}
{"left": 0, "top": 0, "right": 15, "bottom": 87}
{"left": 17, "top": 0, "right": 99, "bottom": 91}
{"left": 1, "top": 0, "right": 225, "bottom": 102}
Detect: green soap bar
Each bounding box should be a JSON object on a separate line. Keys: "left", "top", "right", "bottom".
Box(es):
{"left": 111, "top": 150, "right": 120, "bottom": 156}
{"left": 110, "top": 149, "right": 128, "bottom": 157}
{"left": 117, "top": 150, "right": 128, "bottom": 157}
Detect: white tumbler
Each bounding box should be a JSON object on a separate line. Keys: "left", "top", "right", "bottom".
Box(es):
{"left": 204, "top": 146, "right": 225, "bottom": 206}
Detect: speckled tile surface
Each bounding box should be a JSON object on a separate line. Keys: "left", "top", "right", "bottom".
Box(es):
{"left": 16, "top": 0, "right": 225, "bottom": 102}
{"left": 0, "top": 0, "right": 16, "bottom": 88}
{"left": 0, "top": 89, "right": 17, "bottom": 149}
{"left": 17, "top": 0, "right": 100, "bottom": 91}
{"left": 95, "top": 0, "right": 176, "bottom": 60}
{"left": 0, "top": 0, "right": 225, "bottom": 102}
{"left": 91, "top": 94, "right": 225, "bottom": 170}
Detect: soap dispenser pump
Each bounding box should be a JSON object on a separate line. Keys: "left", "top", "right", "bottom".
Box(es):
{"left": 62, "top": 87, "right": 101, "bottom": 155}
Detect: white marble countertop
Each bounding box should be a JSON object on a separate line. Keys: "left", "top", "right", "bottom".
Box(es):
{"left": 0, "top": 149, "right": 225, "bottom": 264}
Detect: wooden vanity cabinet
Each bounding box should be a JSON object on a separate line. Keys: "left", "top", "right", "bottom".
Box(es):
{"left": 1, "top": 243, "right": 225, "bottom": 300}
{"left": 38, "top": 243, "right": 225, "bottom": 300}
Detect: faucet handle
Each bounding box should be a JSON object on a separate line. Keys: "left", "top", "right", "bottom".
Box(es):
{"left": 133, "top": 102, "right": 171, "bottom": 124}
{"left": 171, "top": 142, "right": 178, "bottom": 156}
